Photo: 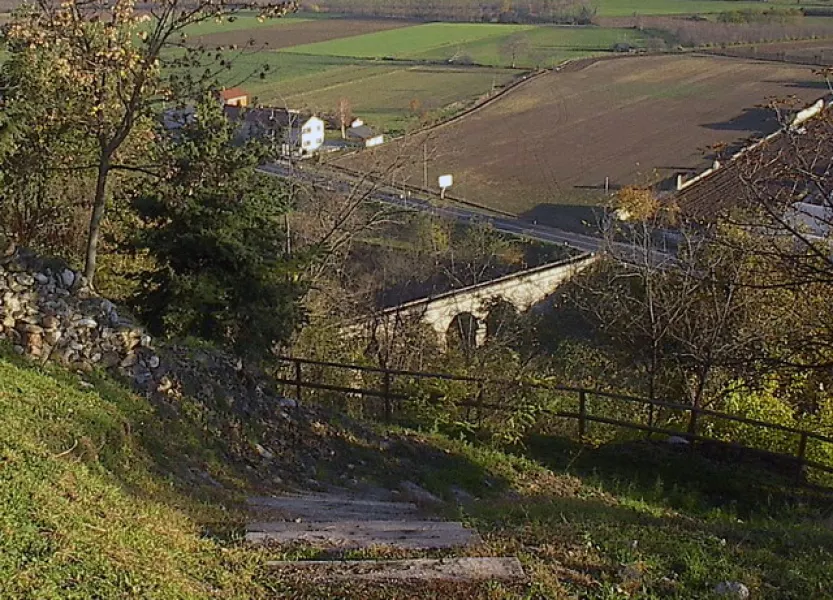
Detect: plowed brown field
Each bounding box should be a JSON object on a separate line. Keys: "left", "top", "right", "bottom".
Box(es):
{"left": 339, "top": 54, "right": 826, "bottom": 225}
{"left": 191, "top": 18, "right": 412, "bottom": 50}
{"left": 705, "top": 40, "right": 833, "bottom": 66}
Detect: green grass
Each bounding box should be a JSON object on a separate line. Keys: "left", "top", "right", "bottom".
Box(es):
{"left": 414, "top": 25, "right": 651, "bottom": 67}
{"left": 182, "top": 12, "right": 315, "bottom": 37}
{"left": 579, "top": 0, "right": 812, "bottom": 17}
{"left": 0, "top": 351, "right": 269, "bottom": 598}
{"left": 181, "top": 47, "right": 517, "bottom": 132}
{"left": 272, "top": 65, "right": 519, "bottom": 133}
{"left": 281, "top": 22, "right": 537, "bottom": 59}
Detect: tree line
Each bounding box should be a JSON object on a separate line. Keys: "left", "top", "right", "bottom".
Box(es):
{"left": 302, "top": 0, "right": 597, "bottom": 24}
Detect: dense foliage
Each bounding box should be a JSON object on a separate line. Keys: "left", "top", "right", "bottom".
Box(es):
{"left": 130, "top": 99, "right": 306, "bottom": 358}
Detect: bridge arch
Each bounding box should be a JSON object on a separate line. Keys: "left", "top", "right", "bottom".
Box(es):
{"left": 446, "top": 312, "right": 485, "bottom": 353}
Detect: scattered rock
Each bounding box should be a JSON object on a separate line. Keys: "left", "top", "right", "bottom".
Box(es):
{"left": 279, "top": 397, "right": 298, "bottom": 409}
{"left": 666, "top": 435, "right": 690, "bottom": 446}
{"left": 60, "top": 269, "right": 75, "bottom": 288}
{"left": 255, "top": 444, "right": 275, "bottom": 460}
{"left": 713, "top": 581, "right": 750, "bottom": 599}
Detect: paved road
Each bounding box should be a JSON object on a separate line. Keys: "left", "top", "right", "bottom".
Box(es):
{"left": 259, "top": 161, "right": 611, "bottom": 254}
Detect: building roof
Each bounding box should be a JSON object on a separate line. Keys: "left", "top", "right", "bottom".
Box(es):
{"left": 219, "top": 87, "right": 249, "bottom": 101}
{"left": 224, "top": 106, "right": 309, "bottom": 129}
{"left": 347, "top": 124, "right": 378, "bottom": 140}
{"left": 672, "top": 97, "right": 833, "bottom": 222}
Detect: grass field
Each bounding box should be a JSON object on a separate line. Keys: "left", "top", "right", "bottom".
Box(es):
{"left": 338, "top": 54, "right": 827, "bottom": 229}
{"left": 413, "top": 25, "right": 650, "bottom": 67}
{"left": 196, "top": 48, "right": 520, "bottom": 133}
{"left": 592, "top": 0, "right": 796, "bottom": 16}
{"left": 281, "top": 22, "right": 651, "bottom": 68}
{"left": 281, "top": 22, "right": 536, "bottom": 58}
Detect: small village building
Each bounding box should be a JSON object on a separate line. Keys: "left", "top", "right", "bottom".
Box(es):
{"left": 297, "top": 115, "right": 325, "bottom": 154}
{"left": 224, "top": 106, "right": 326, "bottom": 155}
{"left": 347, "top": 119, "right": 384, "bottom": 148}
{"left": 219, "top": 87, "right": 250, "bottom": 107}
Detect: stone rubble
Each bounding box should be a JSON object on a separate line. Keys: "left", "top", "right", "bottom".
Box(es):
{"left": 0, "top": 246, "right": 160, "bottom": 386}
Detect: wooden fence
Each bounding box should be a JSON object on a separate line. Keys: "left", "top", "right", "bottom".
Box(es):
{"left": 273, "top": 356, "right": 833, "bottom": 483}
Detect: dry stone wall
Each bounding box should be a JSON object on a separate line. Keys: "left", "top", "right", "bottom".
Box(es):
{"left": 0, "top": 245, "right": 161, "bottom": 386}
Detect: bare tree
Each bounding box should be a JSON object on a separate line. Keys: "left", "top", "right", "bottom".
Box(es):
{"left": 499, "top": 32, "right": 531, "bottom": 68}
{"left": 336, "top": 97, "right": 352, "bottom": 140}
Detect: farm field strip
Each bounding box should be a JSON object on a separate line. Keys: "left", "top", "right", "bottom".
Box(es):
{"left": 411, "top": 26, "right": 650, "bottom": 67}
{"left": 592, "top": 0, "right": 805, "bottom": 16}
{"left": 703, "top": 39, "right": 833, "bottom": 66}
{"left": 337, "top": 54, "right": 827, "bottom": 226}
{"left": 279, "top": 22, "right": 537, "bottom": 59}
{"left": 187, "top": 16, "right": 412, "bottom": 50}
{"left": 179, "top": 13, "right": 317, "bottom": 39}
{"left": 278, "top": 66, "right": 520, "bottom": 133}
{"left": 302, "top": 0, "right": 817, "bottom": 18}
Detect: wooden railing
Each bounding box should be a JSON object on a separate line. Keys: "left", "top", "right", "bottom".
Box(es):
{"left": 273, "top": 356, "right": 833, "bottom": 483}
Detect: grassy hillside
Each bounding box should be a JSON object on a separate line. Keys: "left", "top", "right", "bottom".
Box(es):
{"left": 0, "top": 351, "right": 267, "bottom": 598}
{"left": 2, "top": 344, "right": 832, "bottom": 598}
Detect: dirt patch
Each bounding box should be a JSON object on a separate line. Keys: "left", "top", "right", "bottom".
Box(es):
{"left": 191, "top": 18, "right": 413, "bottom": 50}
{"left": 338, "top": 54, "right": 825, "bottom": 223}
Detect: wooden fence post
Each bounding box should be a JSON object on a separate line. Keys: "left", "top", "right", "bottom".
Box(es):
{"left": 578, "top": 390, "right": 587, "bottom": 442}
{"left": 476, "top": 381, "right": 485, "bottom": 424}
{"left": 383, "top": 370, "right": 392, "bottom": 422}
{"left": 796, "top": 431, "right": 808, "bottom": 483}
{"left": 687, "top": 407, "right": 698, "bottom": 440}
{"left": 294, "top": 359, "right": 303, "bottom": 403}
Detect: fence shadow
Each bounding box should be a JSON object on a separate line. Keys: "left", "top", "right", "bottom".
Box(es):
{"left": 524, "top": 435, "right": 832, "bottom": 517}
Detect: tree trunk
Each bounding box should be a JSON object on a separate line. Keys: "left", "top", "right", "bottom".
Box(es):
{"left": 83, "top": 155, "right": 110, "bottom": 285}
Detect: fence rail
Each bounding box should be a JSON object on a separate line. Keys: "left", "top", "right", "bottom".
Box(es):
{"left": 273, "top": 356, "right": 833, "bottom": 483}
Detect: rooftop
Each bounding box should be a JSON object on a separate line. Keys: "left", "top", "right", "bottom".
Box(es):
{"left": 672, "top": 97, "right": 833, "bottom": 222}
{"left": 219, "top": 87, "right": 249, "bottom": 101}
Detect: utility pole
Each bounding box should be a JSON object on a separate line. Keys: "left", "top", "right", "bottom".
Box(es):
{"left": 284, "top": 214, "right": 291, "bottom": 255}
{"left": 423, "top": 141, "right": 428, "bottom": 189}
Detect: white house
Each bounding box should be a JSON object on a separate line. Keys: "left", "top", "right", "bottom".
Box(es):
{"left": 297, "top": 116, "right": 325, "bottom": 154}
{"left": 223, "top": 107, "right": 326, "bottom": 155}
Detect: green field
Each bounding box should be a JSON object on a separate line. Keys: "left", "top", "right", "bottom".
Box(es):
{"left": 181, "top": 12, "right": 315, "bottom": 37}
{"left": 281, "top": 22, "right": 651, "bottom": 68}
{"left": 281, "top": 22, "right": 536, "bottom": 58}
{"left": 593, "top": 0, "right": 796, "bottom": 16}
{"left": 276, "top": 65, "right": 520, "bottom": 132}
{"left": 413, "top": 25, "right": 650, "bottom": 67}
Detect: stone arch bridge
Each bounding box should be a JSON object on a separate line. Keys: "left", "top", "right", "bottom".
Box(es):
{"left": 366, "top": 253, "right": 598, "bottom": 348}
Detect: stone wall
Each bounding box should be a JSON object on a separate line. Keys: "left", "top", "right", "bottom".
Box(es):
{"left": 0, "top": 245, "right": 161, "bottom": 386}
{"left": 0, "top": 243, "right": 344, "bottom": 483}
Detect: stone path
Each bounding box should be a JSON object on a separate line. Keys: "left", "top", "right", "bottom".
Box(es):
{"left": 246, "top": 489, "right": 525, "bottom": 584}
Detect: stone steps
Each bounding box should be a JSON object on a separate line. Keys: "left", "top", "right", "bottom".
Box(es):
{"left": 247, "top": 494, "right": 422, "bottom": 522}
{"left": 265, "top": 557, "right": 526, "bottom": 582}
{"left": 249, "top": 490, "right": 525, "bottom": 584}
{"left": 246, "top": 519, "right": 479, "bottom": 550}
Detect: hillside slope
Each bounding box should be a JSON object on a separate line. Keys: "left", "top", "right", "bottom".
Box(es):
{"left": 0, "top": 351, "right": 267, "bottom": 599}
{"left": 2, "top": 347, "right": 833, "bottom": 598}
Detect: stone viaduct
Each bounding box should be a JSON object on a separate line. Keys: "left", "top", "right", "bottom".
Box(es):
{"left": 367, "top": 253, "right": 598, "bottom": 348}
